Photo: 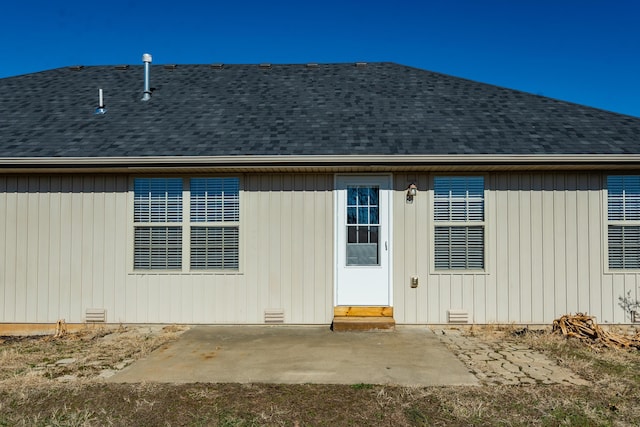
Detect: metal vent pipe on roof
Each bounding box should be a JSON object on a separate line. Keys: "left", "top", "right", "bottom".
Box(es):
{"left": 94, "top": 88, "right": 107, "bottom": 115}
{"left": 141, "top": 53, "right": 152, "bottom": 101}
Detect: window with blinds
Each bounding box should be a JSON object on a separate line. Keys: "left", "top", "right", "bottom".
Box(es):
{"left": 608, "top": 175, "right": 640, "bottom": 269}
{"left": 190, "top": 178, "right": 239, "bottom": 270}
{"left": 133, "top": 177, "right": 240, "bottom": 271}
{"left": 133, "top": 178, "right": 183, "bottom": 270}
{"left": 433, "top": 176, "right": 485, "bottom": 270}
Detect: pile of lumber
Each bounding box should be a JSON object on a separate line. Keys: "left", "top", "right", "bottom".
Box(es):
{"left": 552, "top": 313, "right": 640, "bottom": 350}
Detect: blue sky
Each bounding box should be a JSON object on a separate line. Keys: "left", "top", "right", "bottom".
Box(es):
{"left": 1, "top": 1, "right": 638, "bottom": 116}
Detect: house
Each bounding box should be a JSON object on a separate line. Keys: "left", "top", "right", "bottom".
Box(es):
{"left": 2, "top": 57, "right": 640, "bottom": 331}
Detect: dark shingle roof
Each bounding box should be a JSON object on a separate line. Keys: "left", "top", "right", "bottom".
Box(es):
{"left": 1, "top": 62, "right": 639, "bottom": 158}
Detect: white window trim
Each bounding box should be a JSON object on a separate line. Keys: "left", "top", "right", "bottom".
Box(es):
{"left": 429, "top": 174, "right": 488, "bottom": 274}
{"left": 127, "top": 175, "right": 244, "bottom": 275}
{"left": 604, "top": 174, "right": 640, "bottom": 273}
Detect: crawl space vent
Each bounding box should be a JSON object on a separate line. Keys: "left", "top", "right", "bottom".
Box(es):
{"left": 448, "top": 309, "right": 469, "bottom": 324}
{"left": 264, "top": 309, "right": 285, "bottom": 324}
{"left": 85, "top": 308, "right": 106, "bottom": 323}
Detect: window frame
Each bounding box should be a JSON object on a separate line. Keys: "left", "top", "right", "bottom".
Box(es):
{"left": 128, "top": 175, "right": 242, "bottom": 274}
{"left": 430, "top": 174, "right": 487, "bottom": 273}
{"left": 606, "top": 175, "right": 640, "bottom": 272}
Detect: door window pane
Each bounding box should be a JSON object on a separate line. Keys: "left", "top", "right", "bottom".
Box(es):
{"left": 347, "top": 187, "right": 358, "bottom": 205}
{"left": 370, "top": 207, "right": 379, "bottom": 224}
{"left": 358, "top": 207, "right": 369, "bottom": 224}
{"left": 358, "top": 187, "right": 370, "bottom": 205}
{"left": 347, "top": 207, "right": 357, "bottom": 224}
{"left": 346, "top": 184, "right": 381, "bottom": 266}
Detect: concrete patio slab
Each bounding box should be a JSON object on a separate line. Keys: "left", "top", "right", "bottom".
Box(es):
{"left": 109, "top": 325, "right": 478, "bottom": 386}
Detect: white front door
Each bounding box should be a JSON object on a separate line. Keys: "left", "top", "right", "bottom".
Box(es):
{"left": 335, "top": 175, "right": 391, "bottom": 306}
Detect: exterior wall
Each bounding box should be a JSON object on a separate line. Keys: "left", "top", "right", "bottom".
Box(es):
{"left": 393, "top": 172, "right": 639, "bottom": 324}
{"left": 0, "top": 174, "right": 333, "bottom": 324}
{"left": 2, "top": 171, "right": 639, "bottom": 325}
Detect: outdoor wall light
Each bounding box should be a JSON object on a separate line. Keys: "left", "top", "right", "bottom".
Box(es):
{"left": 406, "top": 183, "right": 417, "bottom": 203}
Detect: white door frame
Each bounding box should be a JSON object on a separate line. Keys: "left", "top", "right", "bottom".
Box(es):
{"left": 334, "top": 174, "right": 393, "bottom": 306}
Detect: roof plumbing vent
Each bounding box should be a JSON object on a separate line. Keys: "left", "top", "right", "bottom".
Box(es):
{"left": 94, "top": 88, "right": 107, "bottom": 115}
{"left": 141, "top": 53, "right": 152, "bottom": 101}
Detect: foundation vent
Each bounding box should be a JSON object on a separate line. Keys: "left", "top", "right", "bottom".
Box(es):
{"left": 264, "top": 309, "right": 285, "bottom": 324}
{"left": 85, "top": 308, "right": 106, "bottom": 323}
{"left": 448, "top": 309, "right": 469, "bottom": 324}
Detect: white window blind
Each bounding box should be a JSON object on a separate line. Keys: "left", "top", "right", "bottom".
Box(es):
{"left": 608, "top": 226, "right": 640, "bottom": 269}
{"left": 433, "top": 176, "right": 485, "bottom": 270}
{"left": 191, "top": 177, "right": 239, "bottom": 222}
{"left": 132, "top": 177, "right": 240, "bottom": 271}
{"left": 434, "top": 226, "right": 484, "bottom": 270}
{"left": 190, "top": 178, "right": 239, "bottom": 270}
{"left": 133, "top": 178, "right": 183, "bottom": 270}
{"left": 608, "top": 176, "right": 640, "bottom": 269}
{"left": 134, "top": 227, "right": 182, "bottom": 270}
{"left": 434, "top": 176, "right": 484, "bottom": 222}
{"left": 191, "top": 227, "right": 239, "bottom": 269}
{"left": 134, "top": 178, "right": 182, "bottom": 223}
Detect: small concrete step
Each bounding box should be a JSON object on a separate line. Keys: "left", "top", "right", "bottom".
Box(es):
{"left": 332, "top": 316, "right": 396, "bottom": 332}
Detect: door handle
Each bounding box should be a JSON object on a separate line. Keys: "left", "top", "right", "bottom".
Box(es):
{"left": 385, "top": 241, "right": 388, "bottom": 251}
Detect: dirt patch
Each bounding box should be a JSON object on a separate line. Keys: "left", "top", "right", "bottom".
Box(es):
{"left": 0, "top": 324, "right": 187, "bottom": 385}
{"left": 1, "top": 324, "right": 640, "bottom": 425}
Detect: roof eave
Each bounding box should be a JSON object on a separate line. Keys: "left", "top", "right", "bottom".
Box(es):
{"left": 1, "top": 154, "right": 640, "bottom": 173}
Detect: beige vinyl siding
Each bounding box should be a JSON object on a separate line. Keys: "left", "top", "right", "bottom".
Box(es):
{"left": 393, "top": 172, "right": 638, "bottom": 324}
{"left": 3, "top": 170, "right": 640, "bottom": 326}
{"left": 0, "top": 174, "right": 333, "bottom": 324}
{"left": 0, "top": 175, "right": 131, "bottom": 324}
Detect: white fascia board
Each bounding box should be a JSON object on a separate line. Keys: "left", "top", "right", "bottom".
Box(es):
{"left": 0, "top": 154, "right": 637, "bottom": 167}
{"left": 2, "top": 154, "right": 640, "bottom": 170}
